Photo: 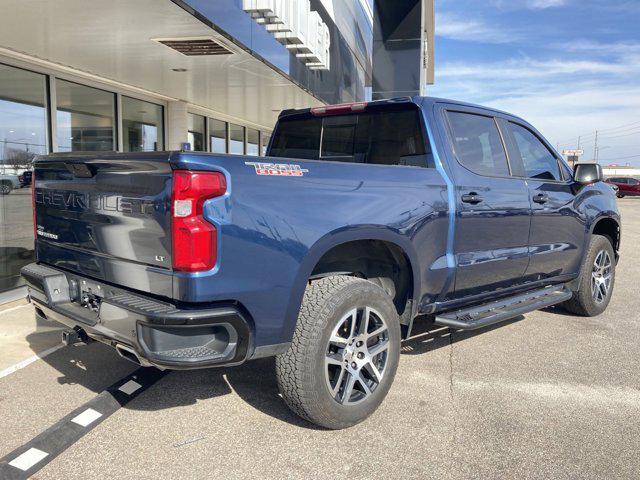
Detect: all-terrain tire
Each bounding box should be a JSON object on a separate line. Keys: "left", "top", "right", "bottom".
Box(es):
{"left": 275, "top": 275, "right": 401, "bottom": 429}
{"left": 562, "top": 234, "right": 616, "bottom": 316}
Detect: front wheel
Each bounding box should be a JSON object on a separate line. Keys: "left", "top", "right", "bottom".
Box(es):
{"left": 562, "top": 234, "right": 616, "bottom": 316}
{"left": 0, "top": 182, "right": 12, "bottom": 195}
{"left": 617, "top": 193, "right": 624, "bottom": 198}
{"left": 276, "top": 276, "right": 401, "bottom": 429}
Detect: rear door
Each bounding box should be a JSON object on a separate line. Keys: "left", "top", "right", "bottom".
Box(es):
{"left": 441, "top": 106, "right": 532, "bottom": 299}
{"left": 34, "top": 152, "right": 174, "bottom": 297}
{"left": 500, "top": 120, "right": 584, "bottom": 281}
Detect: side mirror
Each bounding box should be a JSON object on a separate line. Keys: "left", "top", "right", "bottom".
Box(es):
{"left": 573, "top": 163, "right": 603, "bottom": 185}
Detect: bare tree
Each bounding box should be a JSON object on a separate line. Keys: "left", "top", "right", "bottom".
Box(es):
{"left": 3, "top": 147, "right": 35, "bottom": 171}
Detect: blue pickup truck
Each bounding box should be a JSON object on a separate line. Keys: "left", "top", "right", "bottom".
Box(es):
{"left": 22, "top": 97, "right": 620, "bottom": 429}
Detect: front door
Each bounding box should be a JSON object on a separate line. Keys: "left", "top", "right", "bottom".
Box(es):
{"left": 501, "top": 120, "right": 584, "bottom": 281}
{"left": 443, "top": 107, "right": 532, "bottom": 299}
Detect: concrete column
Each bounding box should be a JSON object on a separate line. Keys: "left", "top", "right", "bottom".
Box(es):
{"left": 167, "top": 101, "right": 189, "bottom": 150}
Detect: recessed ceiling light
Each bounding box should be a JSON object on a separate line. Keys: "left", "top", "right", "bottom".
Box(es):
{"left": 172, "top": 68, "right": 188, "bottom": 72}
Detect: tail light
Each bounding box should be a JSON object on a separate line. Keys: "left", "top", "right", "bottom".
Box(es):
{"left": 171, "top": 170, "right": 226, "bottom": 272}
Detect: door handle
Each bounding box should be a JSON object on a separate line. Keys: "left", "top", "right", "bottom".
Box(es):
{"left": 461, "top": 192, "right": 483, "bottom": 204}
{"left": 533, "top": 193, "right": 549, "bottom": 204}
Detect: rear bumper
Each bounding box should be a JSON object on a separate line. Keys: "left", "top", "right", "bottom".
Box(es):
{"left": 21, "top": 263, "right": 252, "bottom": 369}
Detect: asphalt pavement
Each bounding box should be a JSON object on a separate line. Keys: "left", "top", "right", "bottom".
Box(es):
{"left": 1, "top": 199, "right": 639, "bottom": 480}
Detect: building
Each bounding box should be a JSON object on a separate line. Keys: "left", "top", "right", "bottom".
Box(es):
{"left": 602, "top": 165, "right": 640, "bottom": 178}
{"left": 0, "top": 0, "right": 435, "bottom": 301}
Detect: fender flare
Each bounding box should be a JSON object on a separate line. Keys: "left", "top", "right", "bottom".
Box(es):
{"left": 281, "top": 226, "right": 421, "bottom": 341}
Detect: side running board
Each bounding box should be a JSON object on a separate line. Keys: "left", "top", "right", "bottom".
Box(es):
{"left": 434, "top": 285, "right": 572, "bottom": 330}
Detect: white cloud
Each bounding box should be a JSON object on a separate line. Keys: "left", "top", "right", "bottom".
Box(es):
{"left": 430, "top": 54, "right": 640, "bottom": 164}
{"left": 436, "top": 12, "right": 519, "bottom": 44}
{"left": 527, "top": 0, "right": 567, "bottom": 9}
{"left": 491, "top": 0, "right": 568, "bottom": 10}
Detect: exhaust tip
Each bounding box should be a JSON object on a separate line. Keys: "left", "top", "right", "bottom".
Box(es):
{"left": 115, "top": 344, "right": 142, "bottom": 366}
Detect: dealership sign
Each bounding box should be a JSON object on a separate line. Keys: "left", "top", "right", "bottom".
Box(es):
{"left": 243, "top": 0, "right": 331, "bottom": 70}
{"left": 562, "top": 149, "right": 584, "bottom": 156}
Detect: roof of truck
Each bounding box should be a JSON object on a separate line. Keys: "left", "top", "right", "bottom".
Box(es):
{"left": 279, "top": 96, "right": 521, "bottom": 123}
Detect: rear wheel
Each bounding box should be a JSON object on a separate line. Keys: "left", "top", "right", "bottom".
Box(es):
{"left": 563, "top": 234, "right": 616, "bottom": 316}
{"left": 617, "top": 193, "right": 624, "bottom": 198}
{"left": 276, "top": 275, "right": 401, "bottom": 429}
{"left": 0, "top": 181, "right": 12, "bottom": 195}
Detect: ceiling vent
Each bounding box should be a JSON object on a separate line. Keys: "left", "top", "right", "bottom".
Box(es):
{"left": 156, "top": 37, "right": 233, "bottom": 56}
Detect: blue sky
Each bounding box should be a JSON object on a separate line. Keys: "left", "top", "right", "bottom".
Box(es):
{"left": 429, "top": 0, "right": 640, "bottom": 166}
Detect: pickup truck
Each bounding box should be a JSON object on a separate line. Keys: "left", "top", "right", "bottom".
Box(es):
{"left": 22, "top": 97, "right": 620, "bottom": 429}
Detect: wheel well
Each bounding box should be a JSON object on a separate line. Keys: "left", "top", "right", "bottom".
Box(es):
{"left": 593, "top": 217, "right": 620, "bottom": 252}
{"left": 310, "top": 240, "right": 414, "bottom": 322}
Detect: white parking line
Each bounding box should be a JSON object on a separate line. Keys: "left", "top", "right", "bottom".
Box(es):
{"left": 118, "top": 379, "right": 142, "bottom": 395}
{"left": 71, "top": 408, "right": 103, "bottom": 427}
{"left": 8, "top": 448, "right": 48, "bottom": 471}
{"left": 0, "top": 343, "right": 65, "bottom": 380}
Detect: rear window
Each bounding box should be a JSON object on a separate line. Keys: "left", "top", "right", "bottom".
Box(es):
{"left": 269, "top": 106, "right": 431, "bottom": 167}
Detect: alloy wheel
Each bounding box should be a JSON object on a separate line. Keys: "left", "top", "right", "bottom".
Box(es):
{"left": 591, "top": 249, "right": 612, "bottom": 304}
{"left": 325, "top": 306, "right": 389, "bottom": 405}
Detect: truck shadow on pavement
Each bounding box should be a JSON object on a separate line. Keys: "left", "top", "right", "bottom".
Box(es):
{"left": 25, "top": 313, "right": 525, "bottom": 429}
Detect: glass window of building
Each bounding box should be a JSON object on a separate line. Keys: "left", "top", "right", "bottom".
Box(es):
{"left": 247, "top": 128, "right": 259, "bottom": 156}
{"left": 229, "top": 123, "right": 245, "bottom": 155}
{"left": 261, "top": 133, "right": 270, "bottom": 156}
{"left": 122, "top": 96, "right": 164, "bottom": 152}
{"left": 209, "top": 118, "right": 227, "bottom": 153}
{"left": 0, "top": 63, "right": 47, "bottom": 293}
{"left": 56, "top": 79, "right": 115, "bottom": 152}
{"left": 187, "top": 113, "right": 205, "bottom": 151}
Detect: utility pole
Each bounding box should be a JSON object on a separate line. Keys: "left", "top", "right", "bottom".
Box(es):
{"left": 593, "top": 130, "right": 599, "bottom": 162}
{"left": 577, "top": 135, "right": 581, "bottom": 150}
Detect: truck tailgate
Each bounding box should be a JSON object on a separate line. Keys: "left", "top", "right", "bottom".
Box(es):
{"left": 33, "top": 152, "right": 174, "bottom": 298}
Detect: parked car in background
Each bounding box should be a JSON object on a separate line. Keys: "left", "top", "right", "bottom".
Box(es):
{"left": 19, "top": 171, "right": 32, "bottom": 188}
{"left": 0, "top": 174, "right": 21, "bottom": 194}
{"left": 606, "top": 177, "right": 640, "bottom": 198}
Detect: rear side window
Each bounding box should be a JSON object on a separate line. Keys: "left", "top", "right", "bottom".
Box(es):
{"left": 447, "top": 111, "right": 510, "bottom": 177}
{"left": 270, "top": 106, "right": 430, "bottom": 167}
{"left": 508, "top": 123, "right": 562, "bottom": 181}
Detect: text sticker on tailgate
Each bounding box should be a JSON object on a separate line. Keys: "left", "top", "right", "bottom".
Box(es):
{"left": 245, "top": 162, "right": 309, "bottom": 177}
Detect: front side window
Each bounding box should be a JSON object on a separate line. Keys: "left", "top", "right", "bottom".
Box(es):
{"left": 447, "top": 111, "right": 510, "bottom": 177}
{"left": 122, "top": 97, "right": 163, "bottom": 152}
{"left": 56, "top": 80, "right": 115, "bottom": 152}
{"left": 509, "top": 123, "right": 561, "bottom": 181}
